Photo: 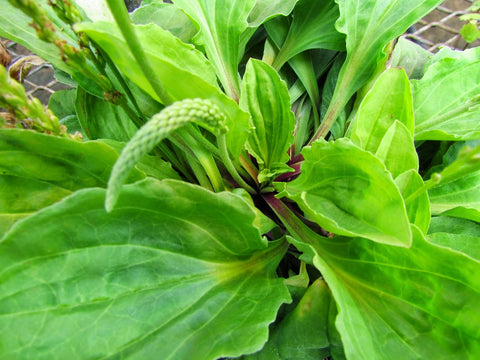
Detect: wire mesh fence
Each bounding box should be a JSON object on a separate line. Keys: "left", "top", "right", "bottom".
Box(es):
{"left": 1, "top": 0, "right": 479, "bottom": 106}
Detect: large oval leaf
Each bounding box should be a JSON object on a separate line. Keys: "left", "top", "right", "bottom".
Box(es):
{"left": 287, "top": 224, "right": 480, "bottom": 360}
{"left": 0, "top": 179, "right": 290, "bottom": 359}
{"left": 282, "top": 138, "right": 411, "bottom": 246}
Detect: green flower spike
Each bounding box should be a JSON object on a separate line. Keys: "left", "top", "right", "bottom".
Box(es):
{"left": 105, "top": 98, "right": 226, "bottom": 212}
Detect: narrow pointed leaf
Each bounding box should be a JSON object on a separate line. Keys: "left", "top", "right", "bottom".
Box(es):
{"left": 282, "top": 139, "right": 411, "bottom": 246}
{"left": 0, "top": 179, "right": 290, "bottom": 359}
{"left": 375, "top": 121, "right": 419, "bottom": 178}
{"left": 335, "top": 0, "right": 443, "bottom": 95}
{"left": 287, "top": 224, "right": 480, "bottom": 360}
{"left": 240, "top": 59, "right": 295, "bottom": 178}
{"left": 172, "top": 0, "right": 256, "bottom": 101}
{"left": 322, "top": 0, "right": 443, "bottom": 137}
{"left": 413, "top": 47, "right": 480, "bottom": 140}
{"left": 350, "top": 68, "right": 415, "bottom": 152}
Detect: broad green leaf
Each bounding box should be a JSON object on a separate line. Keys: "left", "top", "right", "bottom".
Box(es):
{"left": 0, "top": 179, "right": 290, "bottom": 359}
{"left": 269, "top": 197, "right": 480, "bottom": 360}
{"left": 130, "top": 2, "right": 197, "bottom": 42}
{"left": 428, "top": 216, "right": 480, "bottom": 261}
{"left": 75, "top": 87, "right": 138, "bottom": 141}
{"left": 75, "top": 21, "right": 218, "bottom": 102}
{"left": 286, "top": 223, "right": 480, "bottom": 360}
{"left": 413, "top": 46, "right": 480, "bottom": 140}
{"left": 245, "top": 279, "right": 331, "bottom": 359}
{"left": 0, "top": 129, "right": 143, "bottom": 191}
{"left": 350, "top": 67, "right": 414, "bottom": 153}
{"left": 375, "top": 121, "right": 418, "bottom": 178}
{"left": 0, "top": 128, "right": 174, "bottom": 233}
{"left": 0, "top": 175, "right": 71, "bottom": 236}
{"left": 272, "top": 0, "right": 344, "bottom": 69}
{"left": 321, "top": 0, "right": 443, "bottom": 136}
{"left": 76, "top": 21, "right": 250, "bottom": 157}
{"left": 395, "top": 170, "right": 430, "bottom": 235}
{"left": 391, "top": 37, "right": 432, "bottom": 79}
{"left": 0, "top": 129, "right": 177, "bottom": 193}
{"left": 172, "top": 0, "right": 256, "bottom": 101}
{"left": 282, "top": 139, "right": 411, "bottom": 246}
{"left": 240, "top": 59, "right": 295, "bottom": 181}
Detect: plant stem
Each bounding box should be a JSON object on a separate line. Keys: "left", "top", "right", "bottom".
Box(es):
{"left": 179, "top": 128, "right": 225, "bottom": 192}
{"left": 105, "top": 0, "right": 173, "bottom": 105}
{"left": 263, "top": 194, "right": 318, "bottom": 243}
{"left": 218, "top": 133, "right": 256, "bottom": 194}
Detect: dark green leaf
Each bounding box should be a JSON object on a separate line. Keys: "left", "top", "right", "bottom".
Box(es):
{"left": 75, "top": 87, "right": 138, "bottom": 141}
{"left": 48, "top": 89, "right": 85, "bottom": 138}
{"left": 413, "top": 46, "right": 480, "bottom": 140}
{"left": 245, "top": 279, "right": 331, "bottom": 359}
{"left": 0, "top": 179, "right": 290, "bottom": 359}
{"left": 282, "top": 139, "right": 411, "bottom": 246}
{"left": 0, "top": 129, "right": 143, "bottom": 191}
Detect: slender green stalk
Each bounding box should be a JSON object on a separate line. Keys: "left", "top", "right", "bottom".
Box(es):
{"left": 177, "top": 128, "right": 225, "bottom": 192}
{"left": 218, "top": 133, "right": 256, "bottom": 194}
{"left": 105, "top": 0, "right": 173, "bottom": 105}
{"left": 184, "top": 152, "right": 213, "bottom": 191}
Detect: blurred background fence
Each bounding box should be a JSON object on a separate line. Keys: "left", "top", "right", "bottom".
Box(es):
{"left": 1, "top": 0, "right": 479, "bottom": 107}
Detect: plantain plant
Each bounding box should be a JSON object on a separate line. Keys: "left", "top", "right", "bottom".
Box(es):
{"left": 1, "top": 0, "right": 480, "bottom": 359}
